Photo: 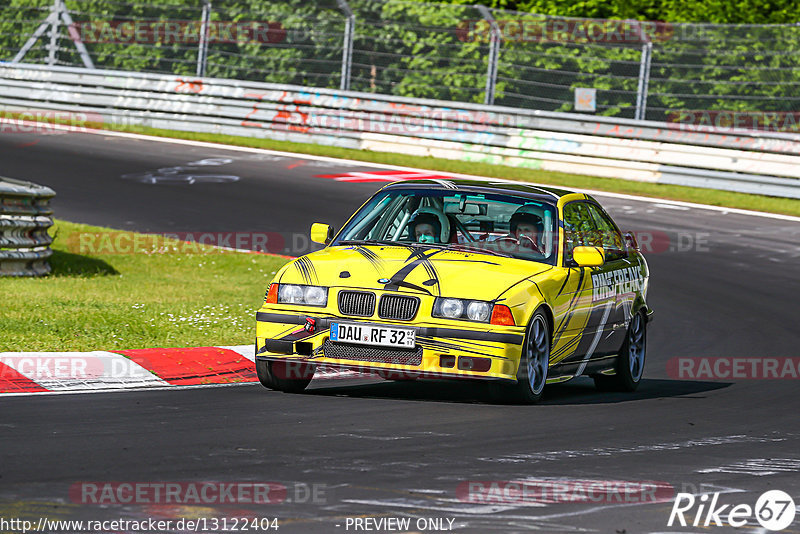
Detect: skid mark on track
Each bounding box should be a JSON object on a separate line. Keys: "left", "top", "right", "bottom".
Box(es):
{"left": 14, "top": 139, "right": 41, "bottom": 148}
{"left": 697, "top": 458, "right": 800, "bottom": 476}
{"left": 121, "top": 157, "right": 239, "bottom": 185}
{"left": 343, "top": 498, "right": 528, "bottom": 514}
{"left": 479, "top": 434, "right": 788, "bottom": 463}
{"left": 319, "top": 433, "right": 413, "bottom": 441}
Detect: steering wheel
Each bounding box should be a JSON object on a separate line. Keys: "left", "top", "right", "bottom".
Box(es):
{"left": 494, "top": 235, "right": 543, "bottom": 254}
{"left": 518, "top": 234, "right": 544, "bottom": 253}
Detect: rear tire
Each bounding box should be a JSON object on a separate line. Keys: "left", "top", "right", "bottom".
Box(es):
{"left": 594, "top": 311, "right": 646, "bottom": 392}
{"left": 489, "top": 311, "right": 550, "bottom": 404}
{"left": 256, "top": 359, "right": 315, "bottom": 393}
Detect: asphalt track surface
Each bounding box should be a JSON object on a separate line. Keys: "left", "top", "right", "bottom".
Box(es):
{"left": 1, "top": 129, "right": 799, "bottom": 534}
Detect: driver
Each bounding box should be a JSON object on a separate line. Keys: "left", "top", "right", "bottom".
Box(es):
{"left": 509, "top": 205, "right": 544, "bottom": 250}
{"left": 407, "top": 208, "right": 450, "bottom": 244}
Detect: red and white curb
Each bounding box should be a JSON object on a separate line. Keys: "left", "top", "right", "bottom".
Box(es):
{"left": 0, "top": 346, "right": 363, "bottom": 395}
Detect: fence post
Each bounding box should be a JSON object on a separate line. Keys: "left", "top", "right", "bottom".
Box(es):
{"left": 47, "top": 0, "right": 62, "bottom": 66}
{"left": 196, "top": 0, "right": 212, "bottom": 78}
{"left": 336, "top": 0, "right": 354, "bottom": 91}
{"left": 58, "top": 3, "right": 95, "bottom": 68}
{"left": 12, "top": 0, "right": 95, "bottom": 68}
{"left": 475, "top": 5, "right": 500, "bottom": 106}
{"left": 635, "top": 42, "right": 652, "bottom": 121}
{"left": 12, "top": 7, "right": 58, "bottom": 63}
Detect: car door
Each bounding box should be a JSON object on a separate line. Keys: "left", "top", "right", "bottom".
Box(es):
{"left": 549, "top": 201, "right": 601, "bottom": 368}
{"left": 585, "top": 202, "right": 630, "bottom": 357}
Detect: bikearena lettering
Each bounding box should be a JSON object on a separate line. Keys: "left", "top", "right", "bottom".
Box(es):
{"left": 592, "top": 267, "right": 643, "bottom": 302}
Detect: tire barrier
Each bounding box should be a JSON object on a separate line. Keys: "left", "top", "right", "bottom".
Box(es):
{"left": 0, "top": 175, "right": 55, "bottom": 277}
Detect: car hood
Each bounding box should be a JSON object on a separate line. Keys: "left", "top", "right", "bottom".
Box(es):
{"left": 278, "top": 244, "right": 552, "bottom": 300}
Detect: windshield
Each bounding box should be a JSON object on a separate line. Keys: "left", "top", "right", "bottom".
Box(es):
{"left": 333, "top": 188, "right": 558, "bottom": 265}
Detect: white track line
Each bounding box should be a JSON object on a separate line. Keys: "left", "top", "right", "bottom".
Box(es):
{"left": 0, "top": 381, "right": 257, "bottom": 397}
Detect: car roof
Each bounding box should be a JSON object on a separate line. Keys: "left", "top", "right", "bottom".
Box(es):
{"left": 380, "top": 177, "right": 579, "bottom": 202}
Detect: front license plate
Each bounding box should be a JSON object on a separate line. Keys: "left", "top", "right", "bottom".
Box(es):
{"left": 330, "top": 322, "right": 416, "bottom": 349}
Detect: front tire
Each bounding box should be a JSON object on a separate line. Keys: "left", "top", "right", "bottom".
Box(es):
{"left": 490, "top": 311, "right": 550, "bottom": 404}
{"left": 256, "top": 359, "right": 315, "bottom": 393}
{"left": 594, "top": 311, "right": 646, "bottom": 392}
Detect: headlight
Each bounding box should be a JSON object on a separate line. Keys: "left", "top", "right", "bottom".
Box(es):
{"left": 439, "top": 298, "right": 464, "bottom": 319}
{"left": 277, "top": 284, "right": 328, "bottom": 307}
{"left": 304, "top": 286, "right": 327, "bottom": 306}
{"left": 433, "top": 297, "right": 493, "bottom": 323}
{"left": 279, "top": 284, "right": 304, "bottom": 304}
{"left": 467, "top": 301, "right": 491, "bottom": 322}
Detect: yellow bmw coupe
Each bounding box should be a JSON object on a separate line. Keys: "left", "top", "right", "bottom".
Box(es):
{"left": 255, "top": 178, "right": 652, "bottom": 403}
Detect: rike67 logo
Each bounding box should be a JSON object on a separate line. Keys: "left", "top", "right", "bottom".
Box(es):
{"left": 669, "top": 490, "right": 796, "bottom": 531}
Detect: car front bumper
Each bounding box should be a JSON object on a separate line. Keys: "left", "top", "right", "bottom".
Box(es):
{"left": 255, "top": 310, "right": 526, "bottom": 382}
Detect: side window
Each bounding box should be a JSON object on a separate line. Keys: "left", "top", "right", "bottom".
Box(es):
{"left": 367, "top": 196, "right": 414, "bottom": 240}
{"left": 586, "top": 204, "right": 626, "bottom": 261}
{"left": 562, "top": 202, "right": 600, "bottom": 265}
{"left": 383, "top": 205, "right": 410, "bottom": 240}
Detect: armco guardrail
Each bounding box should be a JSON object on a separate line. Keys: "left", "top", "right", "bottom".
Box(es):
{"left": 0, "top": 176, "right": 55, "bottom": 277}
{"left": 1, "top": 63, "right": 799, "bottom": 199}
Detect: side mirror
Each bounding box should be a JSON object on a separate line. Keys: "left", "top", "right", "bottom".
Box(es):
{"left": 310, "top": 222, "right": 334, "bottom": 245}
{"left": 624, "top": 232, "right": 639, "bottom": 251}
{"left": 572, "top": 246, "right": 605, "bottom": 267}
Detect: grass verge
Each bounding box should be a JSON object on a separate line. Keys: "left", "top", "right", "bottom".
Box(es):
{"left": 0, "top": 220, "right": 290, "bottom": 352}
